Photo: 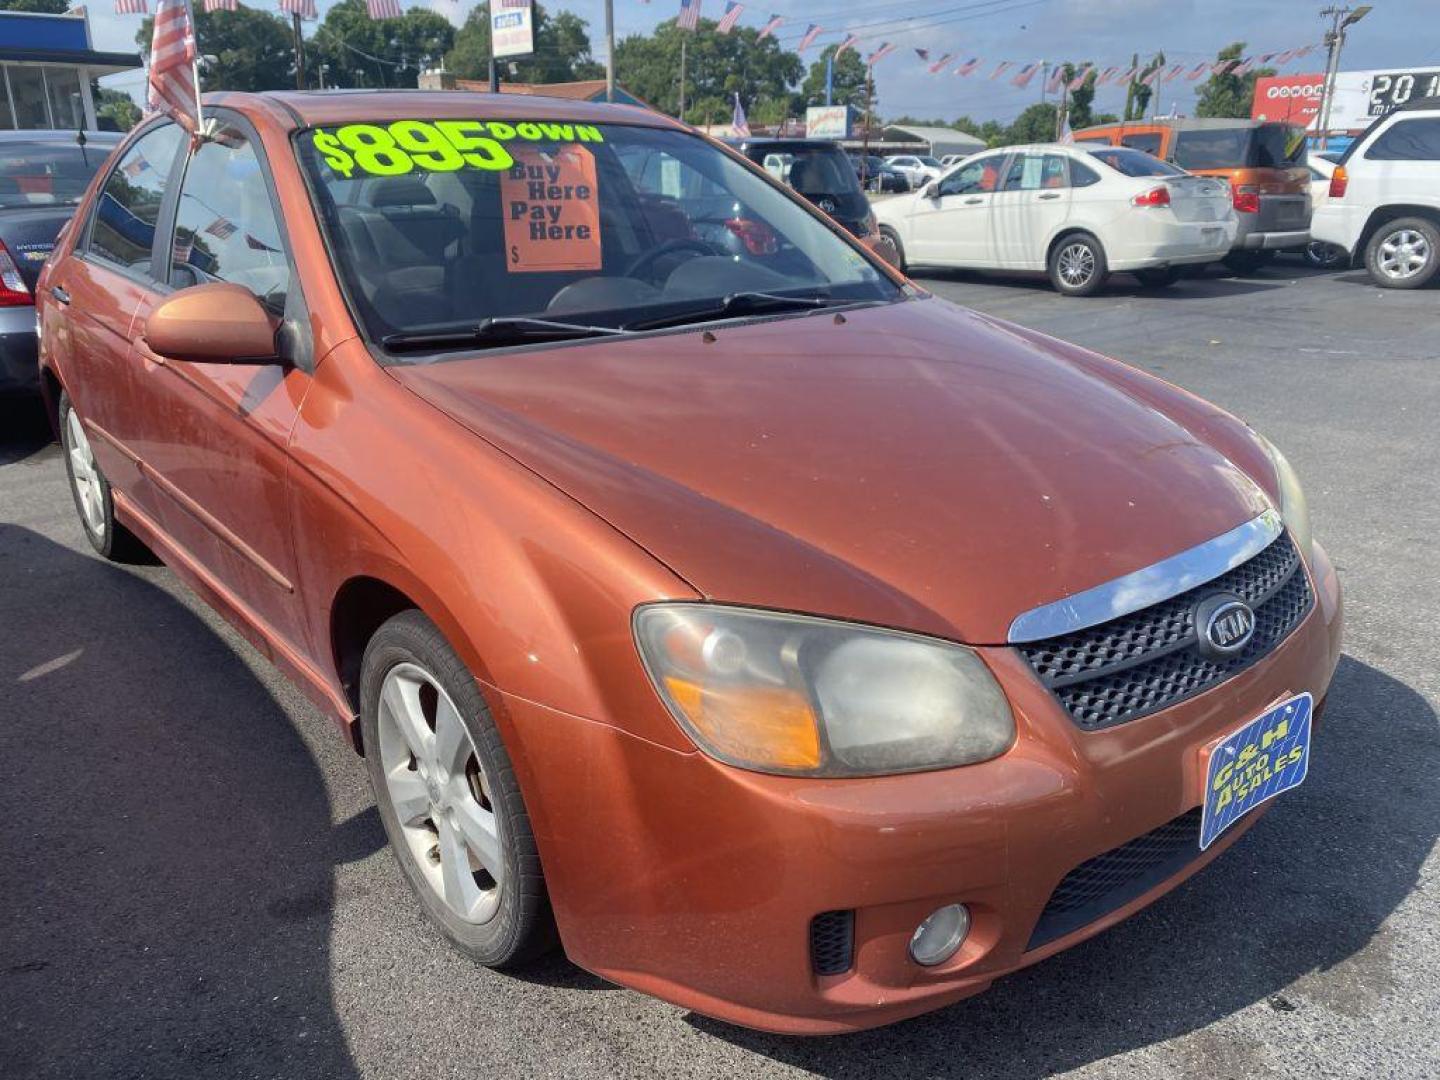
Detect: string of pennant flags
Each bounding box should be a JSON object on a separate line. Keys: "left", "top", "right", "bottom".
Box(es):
{"left": 109, "top": 0, "right": 1323, "bottom": 86}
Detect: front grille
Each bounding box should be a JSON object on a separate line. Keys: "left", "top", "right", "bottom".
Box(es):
{"left": 809, "top": 910, "right": 854, "bottom": 976}
{"left": 1027, "top": 807, "right": 1203, "bottom": 950}
{"left": 1018, "top": 532, "right": 1313, "bottom": 730}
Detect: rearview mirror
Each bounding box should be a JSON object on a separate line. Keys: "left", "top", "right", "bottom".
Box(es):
{"left": 145, "top": 282, "right": 280, "bottom": 364}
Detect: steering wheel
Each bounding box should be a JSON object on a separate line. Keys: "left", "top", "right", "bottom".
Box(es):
{"left": 625, "top": 238, "right": 718, "bottom": 282}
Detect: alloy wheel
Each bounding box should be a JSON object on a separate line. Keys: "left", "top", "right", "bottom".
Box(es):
{"left": 1377, "top": 229, "right": 1431, "bottom": 281}
{"left": 377, "top": 662, "right": 504, "bottom": 925}
{"left": 65, "top": 408, "right": 105, "bottom": 537}
{"left": 1058, "top": 243, "right": 1096, "bottom": 287}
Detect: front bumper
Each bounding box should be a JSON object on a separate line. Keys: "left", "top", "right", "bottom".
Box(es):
{"left": 0, "top": 305, "right": 39, "bottom": 395}
{"left": 492, "top": 542, "right": 1343, "bottom": 1034}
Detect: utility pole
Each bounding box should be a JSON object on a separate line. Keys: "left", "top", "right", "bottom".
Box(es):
{"left": 291, "top": 12, "right": 305, "bottom": 90}
{"left": 862, "top": 69, "right": 873, "bottom": 157}
{"left": 1039, "top": 60, "right": 1048, "bottom": 104}
{"left": 604, "top": 0, "right": 615, "bottom": 101}
{"left": 1317, "top": 5, "right": 1371, "bottom": 150}
{"left": 1055, "top": 78, "right": 1069, "bottom": 139}
{"left": 678, "top": 36, "right": 687, "bottom": 122}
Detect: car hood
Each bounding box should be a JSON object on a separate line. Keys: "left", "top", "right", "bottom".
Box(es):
{"left": 391, "top": 297, "right": 1273, "bottom": 644}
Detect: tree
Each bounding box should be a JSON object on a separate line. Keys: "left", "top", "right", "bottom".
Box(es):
{"left": 447, "top": 2, "right": 602, "bottom": 84}
{"left": 1059, "top": 62, "right": 1098, "bottom": 130}
{"left": 0, "top": 0, "right": 70, "bottom": 12}
{"left": 313, "top": 0, "right": 453, "bottom": 89}
{"left": 137, "top": 6, "right": 294, "bottom": 93}
{"left": 799, "top": 45, "right": 868, "bottom": 112}
{"left": 614, "top": 21, "right": 801, "bottom": 121}
{"left": 1005, "top": 102, "right": 1060, "bottom": 145}
{"left": 95, "top": 85, "right": 141, "bottom": 130}
{"left": 1123, "top": 52, "right": 1164, "bottom": 121}
{"left": 1195, "top": 42, "right": 1275, "bottom": 119}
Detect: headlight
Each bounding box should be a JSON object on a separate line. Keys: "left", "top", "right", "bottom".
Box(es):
{"left": 1257, "top": 434, "right": 1313, "bottom": 561}
{"left": 633, "top": 605, "right": 1014, "bottom": 777}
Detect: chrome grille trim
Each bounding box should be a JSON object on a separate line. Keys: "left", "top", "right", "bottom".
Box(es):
{"left": 1007, "top": 510, "right": 1283, "bottom": 645}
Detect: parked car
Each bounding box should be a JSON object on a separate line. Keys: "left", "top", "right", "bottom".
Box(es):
{"left": 939, "top": 153, "right": 967, "bottom": 168}
{"left": 1301, "top": 155, "right": 1344, "bottom": 268}
{"left": 874, "top": 143, "right": 1236, "bottom": 295}
{"left": 884, "top": 153, "right": 943, "bottom": 187}
{"left": 40, "top": 91, "right": 1340, "bottom": 1035}
{"left": 1311, "top": 97, "right": 1440, "bottom": 288}
{"left": 0, "top": 130, "right": 121, "bottom": 395}
{"left": 853, "top": 153, "right": 910, "bottom": 193}
{"left": 1073, "top": 118, "right": 1311, "bottom": 274}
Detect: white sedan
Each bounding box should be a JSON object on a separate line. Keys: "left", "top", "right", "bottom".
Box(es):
{"left": 874, "top": 144, "right": 1237, "bottom": 295}
{"left": 884, "top": 154, "right": 944, "bottom": 188}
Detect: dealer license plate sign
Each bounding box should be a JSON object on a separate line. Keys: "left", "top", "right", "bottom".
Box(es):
{"left": 1200, "top": 692, "right": 1312, "bottom": 850}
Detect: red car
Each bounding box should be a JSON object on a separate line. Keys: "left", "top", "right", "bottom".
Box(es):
{"left": 37, "top": 91, "right": 1342, "bottom": 1034}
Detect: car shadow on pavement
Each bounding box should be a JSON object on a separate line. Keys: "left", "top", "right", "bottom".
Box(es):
{"left": 0, "top": 397, "right": 54, "bottom": 466}
{"left": 911, "top": 267, "right": 1292, "bottom": 300}
{"left": 690, "top": 655, "right": 1438, "bottom": 1077}
{"left": 0, "top": 525, "right": 381, "bottom": 1080}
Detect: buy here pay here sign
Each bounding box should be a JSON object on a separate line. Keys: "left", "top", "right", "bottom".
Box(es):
{"left": 501, "top": 146, "right": 602, "bottom": 273}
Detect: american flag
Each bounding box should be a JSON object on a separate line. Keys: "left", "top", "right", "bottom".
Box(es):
{"left": 367, "top": 0, "right": 403, "bottom": 16}
{"left": 731, "top": 92, "right": 750, "bottom": 138}
{"left": 1044, "top": 65, "right": 1065, "bottom": 94}
{"left": 676, "top": 0, "right": 700, "bottom": 32}
{"left": 1141, "top": 65, "right": 1164, "bottom": 86}
{"left": 1185, "top": 61, "right": 1209, "bottom": 80}
{"left": 1231, "top": 58, "right": 1254, "bottom": 76}
{"left": 1096, "top": 66, "right": 1120, "bottom": 85}
{"left": 1009, "top": 61, "right": 1039, "bottom": 88}
{"left": 114, "top": 0, "right": 147, "bottom": 13}
{"left": 146, "top": 0, "right": 198, "bottom": 132}
{"left": 914, "top": 48, "right": 929, "bottom": 61}
{"left": 928, "top": 52, "right": 954, "bottom": 75}
{"left": 1162, "top": 63, "right": 1185, "bottom": 82}
{"left": 715, "top": 0, "right": 742, "bottom": 33}
{"left": 1067, "top": 64, "right": 1091, "bottom": 91}
{"left": 834, "top": 34, "right": 860, "bottom": 59}
{"left": 755, "top": 13, "right": 781, "bottom": 40}
{"left": 866, "top": 42, "right": 895, "bottom": 67}
{"left": 204, "top": 216, "right": 237, "bottom": 239}
{"left": 246, "top": 233, "right": 281, "bottom": 252}
{"left": 990, "top": 60, "right": 1013, "bottom": 80}
{"left": 954, "top": 56, "right": 981, "bottom": 77}
{"left": 278, "top": 0, "right": 317, "bottom": 18}
{"left": 796, "top": 23, "right": 821, "bottom": 52}
{"left": 121, "top": 153, "right": 150, "bottom": 177}
{"left": 204, "top": 0, "right": 237, "bottom": 11}
{"left": 1119, "top": 65, "right": 1139, "bottom": 83}
{"left": 1295, "top": 44, "right": 1315, "bottom": 58}
{"left": 1271, "top": 48, "right": 1296, "bottom": 66}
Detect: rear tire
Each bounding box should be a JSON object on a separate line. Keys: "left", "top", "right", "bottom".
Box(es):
{"left": 1364, "top": 217, "right": 1440, "bottom": 289}
{"left": 1304, "top": 241, "right": 1345, "bottom": 269}
{"left": 361, "top": 610, "right": 555, "bottom": 969}
{"left": 58, "top": 391, "right": 147, "bottom": 562}
{"left": 1049, "top": 234, "right": 1108, "bottom": 297}
{"left": 1136, "top": 266, "right": 1182, "bottom": 288}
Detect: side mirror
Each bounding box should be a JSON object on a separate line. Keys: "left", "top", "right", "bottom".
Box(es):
{"left": 923, "top": 182, "right": 941, "bottom": 200}
{"left": 145, "top": 282, "right": 281, "bottom": 365}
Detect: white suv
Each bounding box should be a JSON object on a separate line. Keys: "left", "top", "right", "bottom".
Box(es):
{"left": 1311, "top": 100, "right": 1440, "bottom": 288}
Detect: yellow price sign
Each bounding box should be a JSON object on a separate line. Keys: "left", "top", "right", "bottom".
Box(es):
{"left": 310, "top": 119, "right": 606, "bottom": 180}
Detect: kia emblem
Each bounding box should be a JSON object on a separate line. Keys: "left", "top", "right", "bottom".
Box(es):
{"left": 1194, "top": 593, "right": 1256, "bottom": 659}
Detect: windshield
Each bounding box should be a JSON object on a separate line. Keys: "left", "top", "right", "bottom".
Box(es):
{"left": 1173, "top": 124, "right": 1307, "bottom": 170}
{"left": 0, "top": 139, "right": 112, "bottom": 209}
{"left": 1085, "top": 147, "right": 1185, "bottom": 177}
{"left": 298, "top": 119, "right": 898, "bottom": 354}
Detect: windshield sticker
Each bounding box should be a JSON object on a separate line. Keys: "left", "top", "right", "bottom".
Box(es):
{"left": 500, "top": 146, "right": 602, "bottom": 274}
{"left": 311, "top": 120, "right": 604, "bottom": 180}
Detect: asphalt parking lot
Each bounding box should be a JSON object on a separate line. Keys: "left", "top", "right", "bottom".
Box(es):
{"left": 2, "top": 260, "right": 1437, "bottom": 1080}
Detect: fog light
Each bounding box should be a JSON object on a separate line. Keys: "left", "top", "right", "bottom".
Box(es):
{"left": 909, "top": 904, "right": 969, "bottom": 967}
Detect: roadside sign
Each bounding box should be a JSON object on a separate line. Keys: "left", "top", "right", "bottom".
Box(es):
{"left": 491, "top": 0, "right": 535, "bottom": 60}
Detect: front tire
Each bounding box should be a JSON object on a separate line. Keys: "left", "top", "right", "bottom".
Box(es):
{"left": 361, "top": 610, "right": 554, "bottom": 969}
{"left": 880, "top": 226, "right": 907, "bottom": 274}
{"left": 1049, "top": 234, "right": 1108, "bottom": 297}
{"left": 1365, "top": 217, "right": 1440, "bottom": 289}
{"left": 58, "top": 391, "right": 145, "bottom": 561}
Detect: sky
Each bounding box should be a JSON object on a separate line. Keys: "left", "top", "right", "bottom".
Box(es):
{"left": 89, "top": 0, "right": 1438, "bottom": 122}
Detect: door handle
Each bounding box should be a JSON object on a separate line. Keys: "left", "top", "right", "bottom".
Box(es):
{"left": 50, "top": 285, "right": 71, "bottom": 305}
{"left": 964, "top": 197, "right": 984, "bottom": 205}
{"left": 1037, "top": 192, "right": 1063, "bottom": 200}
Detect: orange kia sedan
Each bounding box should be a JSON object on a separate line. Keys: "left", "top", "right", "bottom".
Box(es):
{"left": 36, "top": 91, "right": 1342, "bottom": 1034}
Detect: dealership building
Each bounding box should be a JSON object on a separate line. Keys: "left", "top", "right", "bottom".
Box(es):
{"left": 1, "top": 10, "right": 142, "bottom": 131}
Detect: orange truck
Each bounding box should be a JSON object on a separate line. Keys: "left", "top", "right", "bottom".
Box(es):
{"left": 1072, "top": 118, "right": 1312, "bottom": 273}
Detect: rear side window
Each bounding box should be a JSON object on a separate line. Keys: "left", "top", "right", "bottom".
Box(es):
{"left": 1070, "top": 160, "right": 1102, "bottom": 187}
{"left": 168, "top": 121, "right": 291, "bottom": 313}
{"left": 1120, "top": 132, "right": 1163, "bottom": 156}
{"left": 1088, "top": 147, "right": 1185, "bottom": 177}
{"left": 87, "top": 123, "right": 183, "bottom": 274}
{"left": 1173, "top": 129, "right": 1248, "bottom": 169}
{"left": 1365, "top": 118, "right": 1440, "bottom": 161}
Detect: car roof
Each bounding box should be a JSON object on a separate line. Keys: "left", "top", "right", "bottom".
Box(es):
{"left": 207, "top": 89, "right": 685, "bottom": 132}
{"left": 0, "top": 129, "right": 122, "bottom": 144}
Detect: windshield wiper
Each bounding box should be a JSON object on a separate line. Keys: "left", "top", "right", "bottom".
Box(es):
{"left": 624, "top": 291, "right": 839, "bottom": 332}
{"left": 382, "top": 316, "right": 629, "bottom": 352}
